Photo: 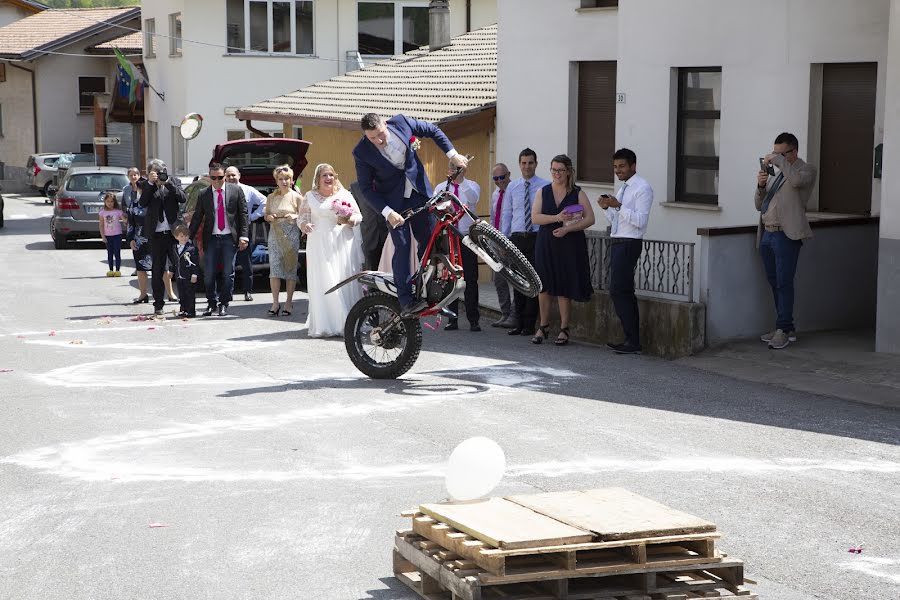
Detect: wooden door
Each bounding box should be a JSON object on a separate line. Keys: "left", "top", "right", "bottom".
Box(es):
{"left": 819, "top": 62, "right": 877, "bottom": 214}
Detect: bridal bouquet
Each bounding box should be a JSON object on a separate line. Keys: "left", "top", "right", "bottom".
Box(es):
{"left": 332, "top": 198, "right": 355, "bottom": 225}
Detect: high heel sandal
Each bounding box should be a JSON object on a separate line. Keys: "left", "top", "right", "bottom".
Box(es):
{"left": 531, "top": 324, "right": 550, "bottom": 345}
{"left": 132, "top": 295, "right": 149, "bottom": 304}
{"left": 555, "top": 327, "right": 570, "bottom": 346}
{"left": 267, "top": 304, "right": 281, "bottom": 317}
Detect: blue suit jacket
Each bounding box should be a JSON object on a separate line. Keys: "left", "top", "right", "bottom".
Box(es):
{"left": 353, "top": 114, "right": 454, "bottom": 214}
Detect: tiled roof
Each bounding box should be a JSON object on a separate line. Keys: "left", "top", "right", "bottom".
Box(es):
{"left": 237, "top": 24, "right": 497, "bottom": 126}
{"left": 8, "top": 0, "right": 48, "bottom": 12}
{"left": 0, "top": 7, "right": 139, "bottom": 59}
{"left": 89, "top": 30, "right": 142, "bottom": 54}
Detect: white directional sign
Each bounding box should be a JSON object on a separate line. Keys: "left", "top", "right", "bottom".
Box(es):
{"left": 93, "top": 136, "right": 121, "bottom": 145}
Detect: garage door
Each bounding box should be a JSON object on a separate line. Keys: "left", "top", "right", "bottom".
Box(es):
{"left": 106, "top": 122, "right": 139, "bottom": 168}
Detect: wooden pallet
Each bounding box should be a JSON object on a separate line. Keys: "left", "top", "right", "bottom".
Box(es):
{"left": 410, "top": 515, "right": 721, "bottom": 579}
{"left": 395, "top": 531, "right": 756, "bottom": 600}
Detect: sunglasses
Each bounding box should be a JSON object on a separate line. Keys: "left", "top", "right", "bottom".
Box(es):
{"left": 275, "top": 167, "right": 290, "bottom": 173}
{"left": 492, "top": 175, "right": 508, "bottom": 181}
{"left": 209, "top": 175, "right": 224, "bottom": 180}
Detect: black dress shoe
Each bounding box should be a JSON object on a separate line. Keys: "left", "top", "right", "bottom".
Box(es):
{"left": 507, "top": 328, "right": 522, "bottom": 336}
{"left": 244, "top": 292, "right": 253, "bottom": 301}
{"left": 614, "top": 343, "right": 642, "bottom": 355}
{"left": 218, "top": 304, "right": 228, "bottom": 316}
{"left": 132, "top": 295, "right": 149, "bottom": 304}
{"left": 202, "top": 306, "right": 217, "bottom": 317}
{"left": 520, "top": 328, "right": 535, "bottom": 336}
{"left": 444, "top": 320, "right": 459, "bottom": 331}
{"left": 606, "top": 342, "right": 624, "bottom": 351}
{"left": 470, "top": 323, "right": 482, "bottom": 332}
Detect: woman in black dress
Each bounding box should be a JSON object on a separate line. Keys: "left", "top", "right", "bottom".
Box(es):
{"left": 124, "top": 168, "right": 151, "bottom": 303}
{"left": 531, "top": 154, "right": 595, "bottom": 345}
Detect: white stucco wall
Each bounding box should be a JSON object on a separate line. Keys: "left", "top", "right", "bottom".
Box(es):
{"left": 0, "top": 2, "right": 33, "bottom": 29}
{"left": 144, "top": 0, "right": 496, "bottom": 175}
{"left": 0, "top": 62, "right": 35, "bottom": 170}
{"left": 882, "top": 0, "right": 900, "bottom": 240}
{"left": 496, "top": 0, "right": 890, "bottom": 245}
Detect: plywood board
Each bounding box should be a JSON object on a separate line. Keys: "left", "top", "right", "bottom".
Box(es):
{"left": 419, "top": 497, "right": 594, "bottom": 550}
{"left": 505, "top": 488, "right": 717, "bottom": 541}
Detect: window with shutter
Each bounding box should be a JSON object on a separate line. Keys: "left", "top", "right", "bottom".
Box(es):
{"left": 576, "top": 61, "right": 617, "bottom": 184}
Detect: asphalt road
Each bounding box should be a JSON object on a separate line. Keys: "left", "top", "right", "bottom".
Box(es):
{"left": 1, "top": 192, "right": 898, "bottom": 600}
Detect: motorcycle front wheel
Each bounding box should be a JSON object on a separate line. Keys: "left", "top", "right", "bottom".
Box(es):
{"left": 467, "top": 221, "right": 542, "bottom": 298}
{"left": 344, "top": 292, "right": 423, "bottom": 379}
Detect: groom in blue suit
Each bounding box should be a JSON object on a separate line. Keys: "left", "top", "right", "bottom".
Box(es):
{"left": 353, "top": 113, "right": 468, "bottom": 312}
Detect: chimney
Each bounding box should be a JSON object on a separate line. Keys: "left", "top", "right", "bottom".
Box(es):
{"left": 429, "top": 0, "right": 451, "bottom": 51}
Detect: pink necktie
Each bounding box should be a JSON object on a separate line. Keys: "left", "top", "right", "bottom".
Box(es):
{"left": 216, "top": 188, "right": 225, "bottom": 231}
{"left": 494, "top": 189, "right": 504, "bottom": 229}
{"left": 453, "top": 183, "right": 460, "bottom": 198}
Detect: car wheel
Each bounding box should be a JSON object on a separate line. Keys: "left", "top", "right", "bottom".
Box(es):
{"left": 52, "top": 229, "right": 67, "bottom": 249}
{"left": 0, "top": 210, "right": 4, "bottom": 228}
{"left": 42, "top": 182, "right": 51, "bottom": 197}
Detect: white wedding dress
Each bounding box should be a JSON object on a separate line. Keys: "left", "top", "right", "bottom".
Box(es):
{"left": 303, "top": 188, "right": 364, "bottom": 338}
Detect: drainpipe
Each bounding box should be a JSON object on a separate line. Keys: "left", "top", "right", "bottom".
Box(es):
{"left": 429, "top": 0, "right": 451, "bottom": 51}
{"left": 9, "top": 62, "right": 38, "bottom": 153}
{"left": 245, "top": 120, "right": 271, "bottom": 138}
{"left": 466, "top": 0, "right": 471, "bottom": 32}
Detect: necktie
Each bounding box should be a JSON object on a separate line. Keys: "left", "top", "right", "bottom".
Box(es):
{"left": 494, "top": 189, "right": 504, "bottom": 229}
{"left": 523, "top": 180, "right": 532, "bottom": 231}
{"left": 453, "top": 183, "right": 460, "bottom": 198}
{"left": 217, "top": 188, "right": 226, "bottom": 231}
{"left": 761, "top": 173, "right": 785, "bottom": 214}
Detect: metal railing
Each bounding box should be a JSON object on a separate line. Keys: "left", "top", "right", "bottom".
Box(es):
{"left": 586, "top": 230, "right": 695, "bottom": 302}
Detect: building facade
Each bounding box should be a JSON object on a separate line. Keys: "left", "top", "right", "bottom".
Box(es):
{"left": 496, "top": 0, "right": 900, "bottom": 352}
{"left": 142, "top": 0, "right": 497, "bottom": 176}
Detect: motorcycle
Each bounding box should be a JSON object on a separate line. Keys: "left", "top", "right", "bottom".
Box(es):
{"left": 327, "top": 163, "right": 541, "bottom": 379}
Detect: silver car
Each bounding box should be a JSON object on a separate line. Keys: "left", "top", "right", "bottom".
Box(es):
{"left": 25, "top": 153, "right": 61, "bottom": 199}
{"left": 50, "top": 166, "right": 128, "bottom": 249}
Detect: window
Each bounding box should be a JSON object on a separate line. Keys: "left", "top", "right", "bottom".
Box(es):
{"left": 80, "top": 143, "right": 94, "bottom": 153}
{"left": 576, "top": 61, "right": 617, "bottom": 184}
{"left": 78, "top": 77, "right": 105, "bottom": 113}
{"left": 226, "top": 129, "right": 285, "bottom": 140}
{"left": 292, "top": 126, "right": 303, "bottom": 140}
{"left": 169, "top": 13, "right": 183, "bottom": 56}
{"left": 0, "top": 104, "right": 4, "bottom": 137}
{"left": 675, "top": 68, "right": 721, "bottom": 204}
{"left": 171, "top": 126, "right": 186, "bottom": 172}
{"left": 144, "top": 18, "right": 156, "bottom": 57}
{"left": 358, "top": 1, "right": 428, "bottom": 56}
{"left": 580, "top": 0, "right": 618, "bottom": 7}
{"left": 226, "top": 0, "right": 314, "bottom": 55}
{"left": 147, "top": 120, "right": 158, "bottom": 160}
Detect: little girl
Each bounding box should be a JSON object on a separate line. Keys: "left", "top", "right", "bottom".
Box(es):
{"left": 98, "top": 192, "right": 126, "bottom": 277}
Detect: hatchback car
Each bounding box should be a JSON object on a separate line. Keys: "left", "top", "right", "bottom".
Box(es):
{"left": 25, "top": 153, "right": 61, "bottom": 198}
{"left": 50, "top": 166, "right": 129, "bottom": 249}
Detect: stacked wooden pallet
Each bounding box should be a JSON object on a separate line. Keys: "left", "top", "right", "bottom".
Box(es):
{"left": 393, "top": 488, "right": 757, "bottom": 600}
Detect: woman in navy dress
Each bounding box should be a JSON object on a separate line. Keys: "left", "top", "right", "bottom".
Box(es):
{"left": 531, "top": 154, "right": 595, "bottom": 345}
{"left": 124, "top": 168, "right": 151, "bottom": 303}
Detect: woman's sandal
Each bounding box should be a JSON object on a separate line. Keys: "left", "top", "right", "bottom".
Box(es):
{"left": 267, "top": 304, "right": 281, "bottom": 317}
{"left": 555, "top": 327, "right": 570, "bottom": 346}
{"left": 280, "top": 308, "right": 292, "bottom": 316}
{"left": 532, "top": 324, "right": 550, "bottom": 345}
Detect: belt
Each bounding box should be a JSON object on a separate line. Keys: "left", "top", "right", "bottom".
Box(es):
{"left": 510, "top": 231, "right": 536, "bottom": 238}
{"left": 212, "top": 233, "right": 232, "bottom": 237}
{"left": 764, "top": 225, "right": 783, "bottom": 232}
{"left": 610, "top": 237, "right": 642, "bottom": 244}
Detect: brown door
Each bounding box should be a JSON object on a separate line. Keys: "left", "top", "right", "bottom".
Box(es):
{"left": 819, "top": 62, "right": 877, "bottom": 214}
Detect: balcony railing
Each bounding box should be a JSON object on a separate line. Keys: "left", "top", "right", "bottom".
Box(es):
{"left": 586, "top": 231, "right": 695, "bottom": 302}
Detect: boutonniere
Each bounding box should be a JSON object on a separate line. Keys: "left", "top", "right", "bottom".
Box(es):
{"left": 409, "top": 136, "right": 422, "bottom": 152}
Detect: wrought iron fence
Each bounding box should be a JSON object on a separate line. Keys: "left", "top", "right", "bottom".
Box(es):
{"left": 585, "top": 231, "right": 695, "bottom": 302}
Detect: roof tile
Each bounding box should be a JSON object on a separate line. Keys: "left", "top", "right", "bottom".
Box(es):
{"left": 0, "top": 7, "right": 137, "bottom": 57}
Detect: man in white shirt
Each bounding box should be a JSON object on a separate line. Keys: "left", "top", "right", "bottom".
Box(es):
{"left": 489, "top": 163, "right": 516, "bottom": 328}
{"left": 225, "top": 166, "right": 266, "bottom": 301}
{"left": 500, "top": 148, "right": 550, "bottom": 336}
{"left": 433, "top": 161, "right": 481, "bottom": 331}
{"left": 598, "top": 148, "right": 654, "bottom": 354}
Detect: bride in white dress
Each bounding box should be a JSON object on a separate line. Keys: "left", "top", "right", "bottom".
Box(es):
{"left": 299, "top": 164, "right": 364, "bottom": 338}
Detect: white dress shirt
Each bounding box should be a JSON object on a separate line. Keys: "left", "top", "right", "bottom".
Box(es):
{"left": 239, "top": 182, "right": 267, "bottom": 222}
{"left": 433, "top": 178, "right": 480, "bottom": 234}
{"left": 499, "top": 175, "right": 550, "bottom": 235}
{"left": 603, "top": 173, "right": 654, "bottom": 239}
{"left": 377, "top": 128, "right": 459, "bottom": 219}
{"left": 211, "top": 185, "right": 232, "bottom": 236}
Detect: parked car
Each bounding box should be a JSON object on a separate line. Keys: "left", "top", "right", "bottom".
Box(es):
{"left": 183, "top": 138, "right": 311, "bottom": 280}
{"left": 49, "top": 166, "right": 129, "bottom": 249}
{"left": 49, "top": 153, "right": 96, "bottom": 197}
{"left": 25, "top": 153, "right": 61, "bottom": 199}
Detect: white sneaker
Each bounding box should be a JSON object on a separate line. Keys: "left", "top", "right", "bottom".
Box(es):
{"left": 768, "top": 329, "right": 791, "bottom": 349}
{"left": 761, "top": 330, "right": 797, "bottom": 343}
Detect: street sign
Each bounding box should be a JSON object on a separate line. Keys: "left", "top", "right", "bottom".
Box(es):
{"left": 93, "top": 136, "right": 121, "bottom": 145}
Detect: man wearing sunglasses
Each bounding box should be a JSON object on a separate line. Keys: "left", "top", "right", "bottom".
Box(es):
{"left": 489, "top": 163, "right": 516, "bottom": 328}
{"left": 189, "top": 163, "right": 249, "bottom": 316}
{"left": 755, "top": 132, "right": 817, "bottom": 349}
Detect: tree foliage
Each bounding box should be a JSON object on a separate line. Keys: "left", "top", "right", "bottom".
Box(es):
{"left": 43, "top": 0, "right": 140, "bottom": 8}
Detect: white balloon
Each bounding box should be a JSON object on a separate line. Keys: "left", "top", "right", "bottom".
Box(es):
{"left": 445, "top": 437, "right": 506, "bottom": 501}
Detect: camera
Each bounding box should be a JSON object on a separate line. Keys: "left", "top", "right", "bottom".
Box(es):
{"left": 157, "top": 169, "right": 169, "bottom": 182}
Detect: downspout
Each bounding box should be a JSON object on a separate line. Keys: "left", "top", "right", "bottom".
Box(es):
{"left": 244, "top": 120, "right": 271, "bottom": 138}
{"left": 466, "top": 0, "right": 471, "bottom": 32}
{"left": 9, "top": 62, "right": 38, "bottom": 153}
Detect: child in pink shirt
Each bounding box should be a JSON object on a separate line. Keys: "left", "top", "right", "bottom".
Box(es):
{"left": 98, "top": 192, "right": 126, "bottom": 276}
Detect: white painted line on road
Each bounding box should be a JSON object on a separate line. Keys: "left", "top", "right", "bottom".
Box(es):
{"left": 838, "top": 556, "right": 900, "bottom": 584}
{"left": 6, "top": 213, "right": 52, "bottom": 219}
{"left": 0, "top": 319, "right": 227, "bottom": 338}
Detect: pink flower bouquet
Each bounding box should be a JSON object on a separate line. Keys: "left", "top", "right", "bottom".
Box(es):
{"left": 332, "top": 199, "right": 355, "bottom": 224}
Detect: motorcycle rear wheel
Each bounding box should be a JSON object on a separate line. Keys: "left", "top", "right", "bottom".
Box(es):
{"left": 467, "top": 221, "right": 542, "bottom": 297}
{"left": 344, "top": 292, "right": 422, "bottom": 379}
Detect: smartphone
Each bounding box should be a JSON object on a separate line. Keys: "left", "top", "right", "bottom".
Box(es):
{"left": 759, "top": 158, "right": 775, "bottom": 176}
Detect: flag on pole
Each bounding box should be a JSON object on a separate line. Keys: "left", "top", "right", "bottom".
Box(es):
{"left": 113, "top": 47, "right": 145, "bottom": 105}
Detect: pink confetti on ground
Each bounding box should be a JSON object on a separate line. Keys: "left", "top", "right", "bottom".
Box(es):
{"left": 16, "top": 336, "right": 26, "bottom": 339}
{"left": 147, "top": 327, "right": 156, "bottom": 330}
{"left": 0, "top": 369, "right": 13, "bottom": 373}
{"left": 848, "top": 545, "right": 864, "bottom": 554}
{"left": 68, "top": 340, "right": 84, "bottom": 345}
{"left": 422, "top": 316, "right": 442, "bottom": 331}
{"left": 148, "top": 523, "right": 169, "bottom": 528}
{"left": 129, "top": 315, "right": 149, "bottom": 322}
{"left": 49, "top": 331, "right": 56, "bottom": 336}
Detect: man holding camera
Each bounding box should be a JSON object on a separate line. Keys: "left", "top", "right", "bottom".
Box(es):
{"left": 138, "top": 159, "right": 186, "bottom": 316}
{"left": 755, "top": 132, "right": 817, "bottom": 349}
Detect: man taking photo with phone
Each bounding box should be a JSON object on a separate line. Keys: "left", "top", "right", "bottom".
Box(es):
{"left": 755, "top": 132, "right": 817, "bottom": 349}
